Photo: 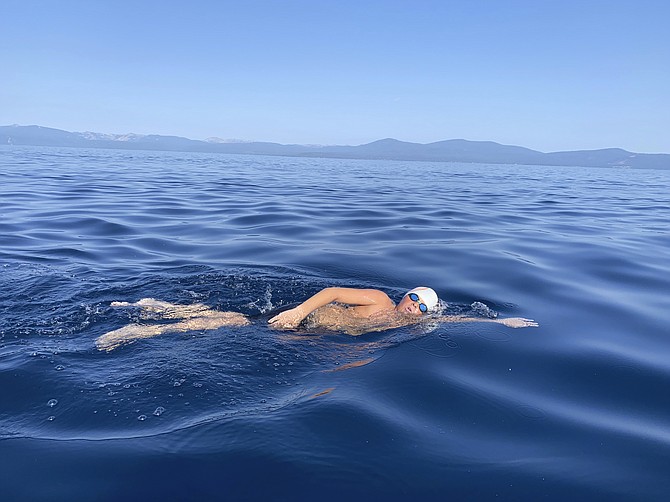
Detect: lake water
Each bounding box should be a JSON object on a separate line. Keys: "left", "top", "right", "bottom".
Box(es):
{"left": 1, "top": 146, "right": 669, "bottom": 501}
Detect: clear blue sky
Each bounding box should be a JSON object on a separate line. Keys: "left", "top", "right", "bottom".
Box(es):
{"left": 2, "top": 0, "right": 668, "bottom": 153}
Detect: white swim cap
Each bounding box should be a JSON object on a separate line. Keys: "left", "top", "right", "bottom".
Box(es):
{"left": 405, "top": 286, "right": 439, "bottom": 311}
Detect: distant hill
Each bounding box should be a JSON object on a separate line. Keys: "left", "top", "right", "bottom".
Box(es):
{"left": 1, "top": 124, "right": 668, "bottom": 169}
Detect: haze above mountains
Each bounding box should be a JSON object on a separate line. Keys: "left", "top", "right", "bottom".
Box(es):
{"left": 2, "top": 124, "right": 668, "bottom": 170}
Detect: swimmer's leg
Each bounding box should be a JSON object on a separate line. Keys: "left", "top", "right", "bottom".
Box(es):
{"left": 96, "top": 323, "right": 166, "bottom": 352}
{"left": 175, "top": 312, "right": 251, "bottom": 330}
{"left": 110, "top": 298, "right": 213, "bottom": 319}
{"left": 111, "top": 298, "right": 176, "bottom": 309}
{"left": 96, "top": 312, "right": 250, "bottom": 352}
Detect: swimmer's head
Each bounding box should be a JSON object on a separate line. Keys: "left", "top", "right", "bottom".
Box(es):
{"left": 397, "top": 286, "right": 439, "bottom": 315}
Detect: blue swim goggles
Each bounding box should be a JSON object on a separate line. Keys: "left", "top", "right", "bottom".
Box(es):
{"left": 408, "top": 293, "right": 428, "bottom": 313}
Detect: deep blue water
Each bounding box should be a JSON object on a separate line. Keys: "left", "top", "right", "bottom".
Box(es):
{"left": 1, "top": 145, "right": 669, "bottom": 501}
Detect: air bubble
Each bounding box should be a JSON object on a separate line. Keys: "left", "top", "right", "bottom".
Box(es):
{"left": 47, "top": 399, "right": 58, "bottom": 407}
{"left": 47, "top": 416, "right": 55, "bottom": 421}
{"left": 153, "top": 407, "right": 165, "bottom": 416}
{"left": 137, "top": 414, "right": 147, "bottom": 421}
{"left": 55, "top": 365, "right": 65, "bottom": 371}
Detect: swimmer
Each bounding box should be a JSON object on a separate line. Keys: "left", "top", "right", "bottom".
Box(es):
{"left": 95, "top": 288, "right": 537, "bottom": 351}
{"left": 267, "top": 286, "right": 537, "bottom": 332}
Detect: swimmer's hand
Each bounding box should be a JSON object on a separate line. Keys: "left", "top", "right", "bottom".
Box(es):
{"left": 268, "top": 307, "right": 305, "bottom": 329}
{"left": 498, "top": 317, "right": 538, "bottom": 328}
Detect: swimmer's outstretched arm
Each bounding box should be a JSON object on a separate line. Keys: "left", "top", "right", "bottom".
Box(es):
{"left": 439, "top": 315, "right": 538, "bottom": 328}
{"left": 268, "top": 287, "right": 392, "bottom": 329}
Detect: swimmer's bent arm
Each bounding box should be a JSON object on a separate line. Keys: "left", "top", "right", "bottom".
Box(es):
{"left": 439, "top": 315, "right": 538, "bottom": 328}
{"left": 268, "top": 287, "right": 392, "bottom": 329}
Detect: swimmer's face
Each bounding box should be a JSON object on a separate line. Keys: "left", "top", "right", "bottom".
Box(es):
{"left": 396, "top": 294, "right": 426, "bottom": 316}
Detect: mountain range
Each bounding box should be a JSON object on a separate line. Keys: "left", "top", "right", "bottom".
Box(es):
{"left": 1, "top": 124, "right": 668, "bottom": 170}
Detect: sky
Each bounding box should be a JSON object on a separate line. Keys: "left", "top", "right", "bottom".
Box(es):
{"left": 2, "top": 0, "right": 669, "bottom": 153}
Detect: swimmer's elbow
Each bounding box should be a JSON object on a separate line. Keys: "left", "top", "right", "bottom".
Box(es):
{"left": 318, "top": 287, "right": 342, "bottom": 303}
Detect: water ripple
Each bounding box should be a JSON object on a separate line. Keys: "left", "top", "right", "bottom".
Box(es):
{"left": 1, "top": 146, "right": 670, "bottom": 499}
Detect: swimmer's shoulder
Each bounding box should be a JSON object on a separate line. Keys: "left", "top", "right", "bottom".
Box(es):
{"left": 357, "top": 288, "right": 395, "bottom": 308}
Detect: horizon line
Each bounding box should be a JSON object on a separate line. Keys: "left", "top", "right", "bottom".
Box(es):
{"left": 5, "top": 123, "right": 670, "bottom": 156}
